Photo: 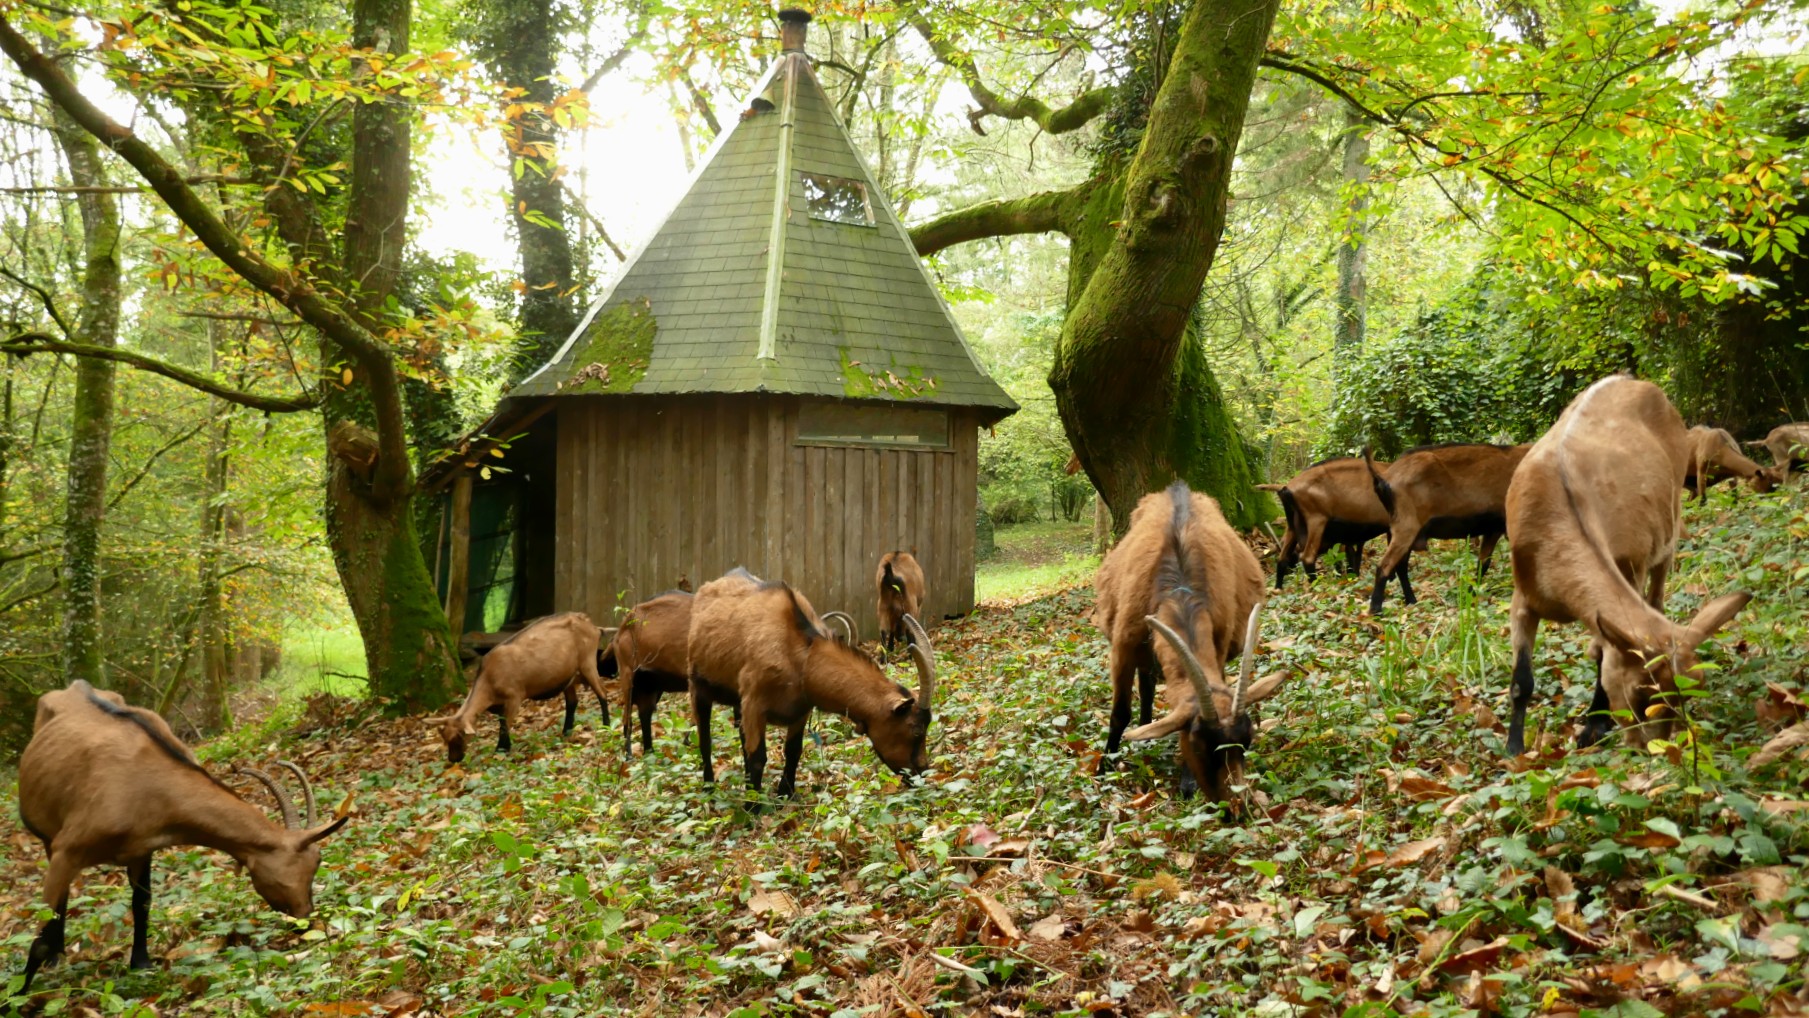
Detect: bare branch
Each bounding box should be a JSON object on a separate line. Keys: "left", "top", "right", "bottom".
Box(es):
{"left": 107, "top": 415, "right": 212, "bottom": 510}
{"left": 3, "top": 332, "right": 320, "bottom": 412}
{"left": 1, "top": 174, "right": 253, "bottom": 194}
{"left": 908, "top": 186, "right": 1082, "bottom": 258}
{"left": 0, "top": 265, "right": 74, "bottom": 338}
{"left": 908, "top": 12, "right": 1114, "bottom": 135}
{"left": 557, "top": 177, "right": 626, "bottom": 260}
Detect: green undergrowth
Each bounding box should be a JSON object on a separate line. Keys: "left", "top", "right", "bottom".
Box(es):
{"left": 2, "top": 490, "right": 1807, "bottom": 1015}
{"left": 976, "top": 519, "right": 1100, "bottom": 605}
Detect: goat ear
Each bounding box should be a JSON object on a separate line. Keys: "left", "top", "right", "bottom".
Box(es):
{"left": 1682, "top": 591, "right": 1751, "bottom": 649}
{"left": 892, "top": 697, "right": 915, "bottom": 717}
{"left": 298, "top": 814, "right": 349, "bottom": 848}
{"left": 1126, "top": 706, "right": 1192, "bottom": 741}
{"left": 1593, "top": 612, "right": 1649, "bottom": 655}
{"left": 1238, "top": 669, "right": 1292, "bottom": 708}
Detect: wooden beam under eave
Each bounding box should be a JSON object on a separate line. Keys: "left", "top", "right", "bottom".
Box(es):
{"left": 445, "top": 471, "right": 474, "bottom": 646}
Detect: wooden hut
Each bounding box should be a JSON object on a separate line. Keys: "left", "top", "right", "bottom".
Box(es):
{"left": 426, "top": 9, "right": 1016, "bottom": 647}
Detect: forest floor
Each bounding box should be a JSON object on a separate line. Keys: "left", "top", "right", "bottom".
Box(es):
{"left": 976, "top": 520, "right": 1099, "bottom": 605}
{"left": 2, "top": 490, "right": 1808, "bottom": 1016}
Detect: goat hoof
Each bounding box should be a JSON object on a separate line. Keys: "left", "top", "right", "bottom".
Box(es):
{"left": 129, "top": 955, "right": 154, "bottom": 971}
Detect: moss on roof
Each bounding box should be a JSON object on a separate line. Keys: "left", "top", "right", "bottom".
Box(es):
{"left": 508, "top": 49, "right": 1015, "bottom": 423}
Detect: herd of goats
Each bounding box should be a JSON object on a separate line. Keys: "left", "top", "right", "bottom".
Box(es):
{"left": 10, "top": 375, "right": 1809, "bottom": 990}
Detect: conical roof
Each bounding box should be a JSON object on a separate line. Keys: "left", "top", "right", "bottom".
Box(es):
{"left": 507, "top": 26, "right": 1016, "bottom": 422}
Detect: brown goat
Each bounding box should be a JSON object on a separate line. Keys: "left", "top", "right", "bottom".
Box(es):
{"left": 437, "top": 612, "right": 609, "bottom": 763}
{"left": 1092, "top": 481, "right": 1285, "bottom": 800}
{"left": 1684, "top": 425, "right": 1778, "bottom": 501}
{"left": 600, "top": 591, "right": 694, "bottom": 756}
{"left": 686, "top": 567, "right": 935, "bottom": 800}
{"left": 876, "top": 550, "right": 926, "bottom": 651}
{"left": 16, "top": 681, "right": 347, "bottom": 988}
{"left": 1505, "top": 376, "right": 1752, "bottom": 755}
{"left": 1363, "top": 443, "right": 1530, "bottom": 614}
{"left": 1257, "top": 457, "right": 1398, "bottom": 590}
{"left": 1745, "top": 422, "right": 1809, "bottom": 484}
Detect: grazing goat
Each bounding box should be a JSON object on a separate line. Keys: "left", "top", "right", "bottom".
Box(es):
{"left": 1505, "top": 376, "right": 1752, "bottom": 755}
{"left": 16, "top": 681, "right": 347, "bottom": 989}
{"left": 876, "top": 550, "right": 926, "bottom": 651}
{"left": 1745, "top": 422, "right": 1809, "bottom": 484}
{"left": 1363, "top": 443, "right": 1530, "bottom": 614}
{"left": 1092, "top": 481, "right": 1285, "bottom": 800}
{"left": 1684, "top": 425, "right": 1778, "bottom": 501}
{"left": 686, "top": 568, "right": 935, "bottom": 800}
{"left": 437, "top": 612, "right": 609, "bottom": 763}
{"left": 1256, "top": 457, "right": 1397, "bottom": 589}
{"left": 600, "top": 591, "right": 694, "bottom": 756}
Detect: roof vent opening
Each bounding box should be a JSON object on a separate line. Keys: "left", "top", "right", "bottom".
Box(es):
{"left": 778, "top": 8, "right": 811, "bottom": 53}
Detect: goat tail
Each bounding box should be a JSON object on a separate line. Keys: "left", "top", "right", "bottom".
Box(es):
{"left": 1363, "top": 447, "right": 1395, "bottom": 517}
{"left": 1276, "top": 487, "right": 1301, "bottom": 535}
{"left": 1252, "top": 483, "right": 1285, "bottom": 492}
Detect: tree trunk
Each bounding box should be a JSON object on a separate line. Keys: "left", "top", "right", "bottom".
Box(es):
{"left": 1049, "top": 0, "right": 1282, "bottom": 538}
{"left": 52, "top": 110, "right": 121, "bottom": 688}
{"left": 1333, "top": 105, "right": 1369, "bottom": 375}
{"left": 479, "top": 0, "right": 578, "bottom": 374}
{"left": 321, "top": 0, "right": 461, "bottom": 712}
{"left": 196, "top": 319, "right": 232, "bottom": 732}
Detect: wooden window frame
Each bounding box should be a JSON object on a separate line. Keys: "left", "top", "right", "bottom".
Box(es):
{"left": 795, "top": 403, "right": 951, "bottom": 450}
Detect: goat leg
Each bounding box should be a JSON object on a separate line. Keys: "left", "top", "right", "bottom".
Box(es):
{"left": 24, "top": 854, "right": 75, "bottom": 990}
{"left": 1576, "top": 644, "right": 1614, "bottom": 749}
{"left": 775, "top": 721, "right": 807, "bottom": 799}
{"left": 1343, "top": 543, "right": 1362, "bottom": 576}
{"left": 1506, "top": 596, "right": 1539, "bottom": 756}
{"left": 562, "top": 685, "right": 579, "bottom": 736}
{"left": 690, "top": 677, "right": 715, "bottom": 784}
{"left": 127, "top": 855, "right": 153, "bottom": 971}
{"left": 1476, "top": 533, "right": 1502, "bottom": 580}
{"left": 1395, "top": 557, "right": 1416, "bottom": 603}
{"left": 1102, "top": 648, "right": 1137, "bottom": 760}
{"left": 1136, "top": 660, "right": 1157, "bottom": 727}
{"left": 496, "top": 710, "right": 513, "bottom": 753}
{"left": 636, "top": 690, "right": 657, "bottom": 755}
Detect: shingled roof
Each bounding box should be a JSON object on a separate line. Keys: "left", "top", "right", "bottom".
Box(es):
{"left": 506, "top": 11, "right": 1016, "bottom": 422}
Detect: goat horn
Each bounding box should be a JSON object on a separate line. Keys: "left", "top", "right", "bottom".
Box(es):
{"left": 234, "top": 765, "right": 298, "bottom": 829}
{"left": 902, "top": 614, "right": 935, "bottom": 708}
{"left": 275, "top": 759, "right": 317, "bottom": 828}
{"left": 1144, "top": 615, "right": 1219, "bottom": 729}
{"left": 1229, "top": 604, "right": 1263, "bottom": 718}
{"left": 822, "top": 611, "right": 857, "bottom": 644}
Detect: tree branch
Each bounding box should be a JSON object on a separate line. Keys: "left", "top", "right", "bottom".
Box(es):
{"left": 1259, "top": 52, "right": 1620, "bottom": 253}
{"left": 107, "top": 415, "right": 212, "bottom": 510}
{"left": 908, "top": 186, "right": 1081, "bottom": 258}
{"left": 0, "top": 17, "right": 395, "bottom": 383}
{"left": 1, "top": 175, "right": 253, "bottom": 194}
{"left": 3, "top": 332, "right": 320, "bottom": 412}
{"left": 0, "top": 265, "right": 74, "bottom": 339}
{"left": 908, "top": 13, "right": 1114, "bottom": 135}
{"left": 557, "top": 177, "right": 626, "bottom": 260}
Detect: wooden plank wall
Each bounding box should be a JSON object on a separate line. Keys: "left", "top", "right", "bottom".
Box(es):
{"left": 554, "top": 395, "right": 977, "bottom": 638}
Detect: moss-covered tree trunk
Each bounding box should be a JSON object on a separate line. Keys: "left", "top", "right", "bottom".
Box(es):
{"left": 52, "top": 110, "right": 121, "bottom": 688}
{"left": 476, "top": 0, "right": 579, "bottom": 374}
{"left": 321, "top": 0, "right": 461, "bottom": 712}
{"left": 1046, "top": 0, "right": 1281, "bottom": 536}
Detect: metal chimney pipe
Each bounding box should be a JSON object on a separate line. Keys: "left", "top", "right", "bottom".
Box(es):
{"left": 778, "top": 8, "right": 811, "bottom": 53}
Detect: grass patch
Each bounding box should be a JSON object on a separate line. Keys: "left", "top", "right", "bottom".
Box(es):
{"left": 268, "top": 615, "right": 369, "bottom": 703}
{"left": 977, "top": 518, "right": 1100, "bottom": 604}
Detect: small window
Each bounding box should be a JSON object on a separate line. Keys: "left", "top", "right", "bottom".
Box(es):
{"left": 798, "top": 404, "right": 949, "bottom": 448}
{"left": 801, "top": 172, "right": 873, "bottom": 226}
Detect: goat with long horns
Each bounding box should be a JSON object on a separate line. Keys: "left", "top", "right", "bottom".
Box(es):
{"left": 686, "top": 568, "right": 936, "bottom": 800}
{"left": 16, "top": 681, "right": 348, "bottom": 989}
{"left": 1093, "top": 481, "right": 1289, "bottom": 800}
